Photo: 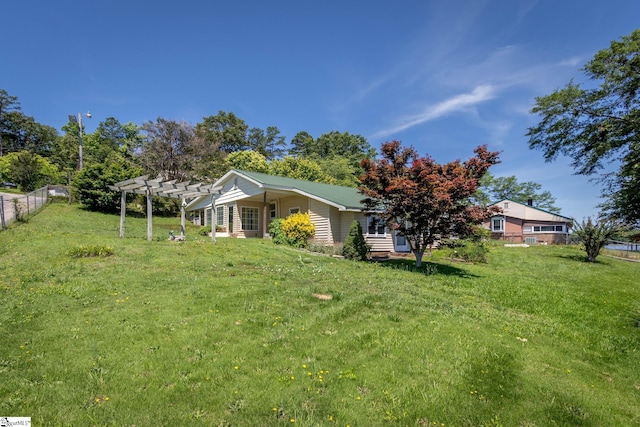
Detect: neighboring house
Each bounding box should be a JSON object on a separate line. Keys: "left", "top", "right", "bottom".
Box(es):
{"left": 484, "top": 199, "right": 573, "bottom": 244}
{"left": 185, "top": 169, "right": 411, "bottom": 253}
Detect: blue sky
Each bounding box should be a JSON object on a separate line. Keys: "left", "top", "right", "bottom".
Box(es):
{"left": 2, "top": 0, "right": 638, "bottom": 219}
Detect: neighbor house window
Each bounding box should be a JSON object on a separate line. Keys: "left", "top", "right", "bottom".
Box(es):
{"left": 531, "top": 225, "right": 565, "bottom": 232}
{"left": 289, "top": 207, "right": 300, "bottom": 215}
{"left": 491, "top": 217, "right": 504, "bottom": 232}
{"left": 367, "top": 216, "right": 386, "bottom": 236}
{"left": 269, "top": 203, "right": 277, "bottom": 219}
{"left": 241, "top": 207, "right": 259, "bottom": 231}
{"left": 503, "top": 202, "right": 509, "bottom": 209}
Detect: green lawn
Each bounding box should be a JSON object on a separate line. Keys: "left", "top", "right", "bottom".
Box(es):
{"left": 1, "top": 203, "right": 639, "bottom": 426}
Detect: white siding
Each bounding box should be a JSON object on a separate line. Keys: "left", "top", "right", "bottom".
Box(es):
{"left": 279, "top": 195, "right": 308, "bottom": 216}
{"left": 309, "top": 199, "right": 330, "bottom": 243}
{"left": 353, "top": 213, "right": 395, "bottom": 253}
{"left": 216, "top": 176, "right": 264, "bottom": 205}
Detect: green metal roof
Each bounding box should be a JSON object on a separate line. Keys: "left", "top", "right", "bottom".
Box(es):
{"left": 235, "top": 170, "right": 365, "bottom": 211}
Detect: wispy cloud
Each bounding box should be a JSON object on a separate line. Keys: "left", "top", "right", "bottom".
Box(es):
{"left": 372, "top": 85, "right": 497, "bottom": 139}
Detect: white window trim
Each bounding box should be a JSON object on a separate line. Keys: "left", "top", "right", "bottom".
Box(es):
{"left": 216, "top": 205, "right": 225, "bottom": 227}
{"left": 269, "top": 202, "right": 278, "bottom": 220}
{"left": 289, "top": 206, "right": 300, "bottom": 215}
{"left": 491, "top": 216, "right": 505, "bottom": 232}
{"left": 241, "top": 206, "right": 259, "bottom": 231}
{"left": 366, "top": 215, "right": 387, "bottom": 237}
{"left": 525, "top": 224, "right": 566, "bottom": 233}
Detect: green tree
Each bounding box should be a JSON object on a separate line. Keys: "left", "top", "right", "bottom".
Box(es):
{"left": 196, "top": 111, "right": 249, "bottom": 153}
{"left": 475, "top": 172, "right": 559, "bottom": 212}
{"left": 288, "top": 131, "right": 315, "bottom": 157}
{"left": 315, "top": 131, "right": 375, "bottom": 160}
{"left": 84, "top": 117, "right": 143, "bottom": 164}
{"left": 51, "top": 120, "right": 85, "bottom": 174}
{"left": 342, "top": 220, "right": 369, "bottom": 260}
{"left": 572, "top": 217, "right": 621, "bottom": 262}
{"left": 0, "top": 151, "right": 61, "bottom": 192}
{"left": 0, "top": 89, "right": 21, "bottom": 156}
{"left": 247, "top": 126, "right": 287, "bottom": 160}
{"left": 1, "top": 111, "right": 58, "bottom": 157}
{"left": 269, "top": 156, "right": 335, "bottom": 184}
{"left": 527, "top": 29, "right": 640, "bottom": 225}
{"left": 226, "top": 150, "right": 269, "bottom": 173}
{"left": 72, "top": 152, "right": 142, "bottom": 213}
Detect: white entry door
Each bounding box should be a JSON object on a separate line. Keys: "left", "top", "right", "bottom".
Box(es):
{"left": 394, "top": 232, "right": 410, "bottom": 252}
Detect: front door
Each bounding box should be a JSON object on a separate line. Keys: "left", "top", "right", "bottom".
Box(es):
{"left": 394, "top": 232, "right": 410, "bottom": 252}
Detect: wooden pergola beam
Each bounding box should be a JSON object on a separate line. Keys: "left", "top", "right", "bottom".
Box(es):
{"left": 109, "top": 175, "right": 222, "bottom": 241}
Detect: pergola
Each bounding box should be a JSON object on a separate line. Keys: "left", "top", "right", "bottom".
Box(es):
{"left": 109, "top": 175, "right": 222, "bottom": 242}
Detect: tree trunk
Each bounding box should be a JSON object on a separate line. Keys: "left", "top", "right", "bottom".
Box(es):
{"left": 413, "top": 248, "right": 426, "bottom": 267}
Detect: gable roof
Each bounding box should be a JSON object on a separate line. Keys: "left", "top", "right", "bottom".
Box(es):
{"left": 231, "top": 169, "right": 365, "bottom": 211}
{"left": 491, "top": 199, "right": 573, "bottom": 222}
{"left": 186, "top": 169, "right": 367, "bottom": 212}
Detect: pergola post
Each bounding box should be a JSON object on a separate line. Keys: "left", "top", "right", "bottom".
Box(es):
{"left": 180, "top": 197, "right": 186, "bottom": 237}
{"left": 109, "top": 175, "right": 221, "bottom": 243}
{"left": 119, "top": 190, "right": 126, "bottom": 238}
{"left": 146, "top": 186, "right": 153, "bottom": 242}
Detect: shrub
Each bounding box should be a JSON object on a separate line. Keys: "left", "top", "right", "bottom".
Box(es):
{"left": 268, "top": 218, "right": 289, "bottom": 245}
{"left": 573, "top": 217, "right": 621, "bottom": 262}
{"left": 68, "top": 245, "right": 114, "bottom": 258}
{"left": 457, "top": 241, "right": 489, "bottom": 263}
{"left": 342, "top": 220, "right": 369, "bottom": 260}
{"left": 281, "top": 212, "right": 315, "bottom": 248}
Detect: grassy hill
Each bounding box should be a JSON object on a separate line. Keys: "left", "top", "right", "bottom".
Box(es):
{"left": 1, "top": 204, "right": 639, "bottom": 426}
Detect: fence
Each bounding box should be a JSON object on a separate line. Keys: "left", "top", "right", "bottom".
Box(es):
{"left": 605, "top": 239, "right": 640, "bottom": 259}
{"left": 0, "top": 187, "right": 49, "bottom": 230}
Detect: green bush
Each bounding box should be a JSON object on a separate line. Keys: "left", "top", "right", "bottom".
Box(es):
{"left": 268, "top": 218, "right": 289, "bottom": 245}
{"left": 67, "top": 245, "right": 114, "bottom": 258}
{"left": 450, "top": 240, "right": 488, "bottom": 263}
{"left": 342, "top": 220, "right": 369, "bottom": 260}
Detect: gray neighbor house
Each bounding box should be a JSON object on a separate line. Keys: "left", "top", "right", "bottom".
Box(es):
{"left": 186, "top": 169, "right": 411, "bottom": 253}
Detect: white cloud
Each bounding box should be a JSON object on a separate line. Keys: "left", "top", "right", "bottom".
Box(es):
{"left": 372, "top": 85, "right": 497, "bottom": 139}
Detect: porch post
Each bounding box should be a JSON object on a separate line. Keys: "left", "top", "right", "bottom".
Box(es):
{"left": 263, "top": 191, "right": 268, "bottom": 238}
{"left": 146, "top": 186, "right": 153, "bottom": 241}
{"left": 119, "top": 190, "right": 126, "bottom": 238}
{"left": 210, "top": 194, "right": 216, "bottom": 243}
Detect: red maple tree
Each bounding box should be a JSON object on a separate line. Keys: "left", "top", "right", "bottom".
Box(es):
{"left": 360, "top": 141, "right": 500, "bottom": 267}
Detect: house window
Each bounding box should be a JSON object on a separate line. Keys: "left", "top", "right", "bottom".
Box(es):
{"left": 503, "top": 202, "right": 509, "bottom": 209}
{"left": 228, "top": 206, "right": 234, "bottom": 233}
{"left": 241, "top": 207, "right": 259, "bottom": 231}
{"left": 528, "top": 224, "right": 565, "bottom": 233}
{"left": 367, "top": 216, "right": 386, "bottom": 236}
{"left": 491, "top": 217, "right": 504, "bottom": 232}
{"left": 216, "top": 206, "right": 225, "bottom": 226}
{"left": 524, "top": 225, "right": 532, "bottom": 233}
{"left": 269, "top": 203, "right": 277, "bottom": 219}
{"left": 289, "top": 207, "right": 300, "bottom": 215}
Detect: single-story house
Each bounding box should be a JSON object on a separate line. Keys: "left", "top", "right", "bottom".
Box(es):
{"left": 185, "top": 169, "right": 411, "bottom": 253}
{"left": 484, "top": 199, "right": 573, "bottom": 244}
